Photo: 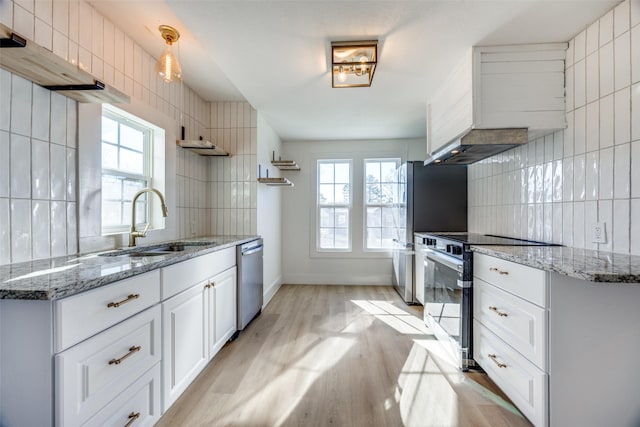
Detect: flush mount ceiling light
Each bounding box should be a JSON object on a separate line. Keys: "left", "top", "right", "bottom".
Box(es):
{"left": 155, "top": 25, "right": 182, "bottom": 83}
{"left": 331, "top": 40, "right": 377, "bottom": 88}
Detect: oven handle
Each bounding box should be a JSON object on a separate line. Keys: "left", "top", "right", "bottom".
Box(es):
{"left": 425, "top": 250, "right": 464, "bottom": 274}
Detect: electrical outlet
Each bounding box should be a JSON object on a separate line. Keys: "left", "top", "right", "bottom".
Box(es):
{"left": 592, "top": 222, "right": 606, "bottom": 244}
{"left": 190, "top": 219, "right": 196, "bottom": 236}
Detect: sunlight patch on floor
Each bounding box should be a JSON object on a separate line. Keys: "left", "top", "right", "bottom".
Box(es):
{"left": 350, "top": 299, "right": 429, "bottom": 335}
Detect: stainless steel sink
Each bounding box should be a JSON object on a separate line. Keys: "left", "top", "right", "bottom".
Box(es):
{"left": 99, "top": 241, "right": 217, "bottom": 257}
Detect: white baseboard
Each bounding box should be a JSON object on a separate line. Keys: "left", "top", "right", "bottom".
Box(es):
{"left": 263, "top": 275, "right": 283, "bottom": 308}
{"left": 281, "top": 274, "right": 392, "bottom": 286}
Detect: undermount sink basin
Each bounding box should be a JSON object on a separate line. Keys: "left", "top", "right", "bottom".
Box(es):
{"left": 99, "top": 241, "right": 217, "bottom": 257}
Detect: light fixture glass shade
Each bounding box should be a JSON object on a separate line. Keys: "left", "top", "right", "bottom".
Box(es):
{"left": 331, "top": 40, "right": 377, "bottom": 88}
{"left": 156, "top": 44, "right": 182, "bottom": 83}
{"left": 155, "top": 25, "right": 182, "bottom": 83}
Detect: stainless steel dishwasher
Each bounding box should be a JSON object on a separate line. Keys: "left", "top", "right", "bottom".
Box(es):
{"left": 236, "top": 238, "right": 264, "bottom": 330}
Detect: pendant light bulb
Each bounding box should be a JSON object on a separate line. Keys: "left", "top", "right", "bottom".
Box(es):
{"left": 337, "top": 66, "right": 347, "bottom": 83}
{"left": 155, "top": 25, "right": 182, "bottom": 83}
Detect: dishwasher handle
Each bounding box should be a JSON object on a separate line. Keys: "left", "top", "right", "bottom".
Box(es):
{"left": 242, "top": 245, "right": 263, "bottom": 256}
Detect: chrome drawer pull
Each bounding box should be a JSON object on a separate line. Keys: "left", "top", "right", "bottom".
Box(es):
{"left": 488, "top": 353, "right": 507, "bottom": 368}
{"left": 109, "top": 345, "right": 141, "bottom": 365}
{"left": 124, "top": 412, "right": 141, "bottom": 427}
{"left": 489, "top": 267, "right": 509, "bottom": 275}
{"left": 107, "top": 293, "right": 140, "bottom": 308}
{"left": 488, "top": 306, "right": 508, "bottom": 317}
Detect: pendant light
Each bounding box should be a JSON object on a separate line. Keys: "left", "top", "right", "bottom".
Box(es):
{"left": 155, "top": 25, "right": 182, "bottom": 83}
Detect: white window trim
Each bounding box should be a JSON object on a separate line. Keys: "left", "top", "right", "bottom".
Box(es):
{"left": 101, "top": 104, "right": 166, "bottom": 236}
{"left": 363, "top": 157, "right": 402, "bottom": 252}
{"left": 309, "top": 150, "right": 406, "bottom": 259}
{"left": 316, "top": 159, "right": 353, "bottom": 252}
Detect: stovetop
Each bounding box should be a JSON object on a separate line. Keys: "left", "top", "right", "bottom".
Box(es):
{"left": 429, "top": 233, "right": 556, "bottom": 246}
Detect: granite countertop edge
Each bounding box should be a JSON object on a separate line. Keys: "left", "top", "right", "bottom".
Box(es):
{"left": 470, "top": 245, "right": 640, "bottom": 284}
{"left": 0, "top": 236, "right": 260, "bottom": 301}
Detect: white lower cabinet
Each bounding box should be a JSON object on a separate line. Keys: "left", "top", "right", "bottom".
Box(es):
{"left": 474, "top": 320, "right": 547, "bottom": 425}
{"left": 161, "top": 282, "right": 209, "bottom": 410}
{"left": 209, "top": 267, "right": 237, "bottom": 359}
{"left": 56, "top": 306, "right": 161, "bottom": 426}
{"left": 83, "top": 363, "right": 161, "bottom": 427}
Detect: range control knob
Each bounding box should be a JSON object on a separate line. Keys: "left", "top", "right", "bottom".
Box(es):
{"left": 446, "top": 244, "right": 452, "bottom": 253}
{"left": 426, "top": 238, "right": 436, "bottom": 246}
{"left": 451, "top": 246, "right": 463, "bottom": 255}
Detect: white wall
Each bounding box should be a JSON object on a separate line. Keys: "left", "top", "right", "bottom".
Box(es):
{"left": 256, "top": 114, "right": 283, "bottom": 302}
{"left": 469, "top": 0, "right": 640, "bottom": 255}
{"left": 281, "top": 138, "right": 423, "bottom": 285}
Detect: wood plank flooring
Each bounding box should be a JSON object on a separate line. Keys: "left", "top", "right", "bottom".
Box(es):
{"left": 157, "top": 285, "right": 532, "bottom": 427}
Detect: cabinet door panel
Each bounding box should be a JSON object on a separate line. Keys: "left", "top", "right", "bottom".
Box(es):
{"left": 162, "top": 283, "right": 208, "bottom": 411}
{"left": 210, "top": 267, "right": 237, "bottom": 359}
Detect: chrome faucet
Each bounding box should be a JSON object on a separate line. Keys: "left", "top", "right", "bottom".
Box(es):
{"left": 129, "top": 188, "right": 169, "bottom": 247}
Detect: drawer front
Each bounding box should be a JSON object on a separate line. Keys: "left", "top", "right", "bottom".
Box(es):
{"left": 56, "top": 305, "right": 161, "bottom": 427}
{"left": 82, "top": 363, "right": 161, "bottom": 427}
{"left": 474, "top": 278, "right": 547, "bottom": 370}
{"left": 474, "top": 320, "right": 548, "bottom": 427}
{"left": 162, "top": 247, "right": 235, "bottom": 299}
{"left": 474, "top": 253, "right": 547, "bottom": 307}
{"left": 55, "top": 270, "right": 161, "bottom": 352}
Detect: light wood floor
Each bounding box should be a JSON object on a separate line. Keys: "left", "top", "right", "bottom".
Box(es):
{"left": 157, "top": 285, "right": 532, "bottom": 427}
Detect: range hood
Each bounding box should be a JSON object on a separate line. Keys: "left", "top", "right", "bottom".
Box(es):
{"left": 424, "top": 128, "right": 528, "bottom": 165}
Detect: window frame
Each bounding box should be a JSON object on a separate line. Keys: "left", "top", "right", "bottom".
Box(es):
{"left": 363, "top": 157, "right": 402, "bottom": 251}
{"left": 101, "top": 106, "right": 154, "bottom": 235}
{"left": 316, "top": 159, "right": 353, "bottom": 252}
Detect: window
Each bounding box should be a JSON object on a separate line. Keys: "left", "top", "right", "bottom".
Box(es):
{"left": 317, "top": 160, "right": 352, "bottom": 251}
{"left": 364, "top": 158, "right": 402, "bottom": 250}
{"left": 101, "top": 106, "right": 160, "bottom": 234}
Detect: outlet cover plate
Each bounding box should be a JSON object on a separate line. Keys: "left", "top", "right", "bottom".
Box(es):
{"left": 592, "top": 222, "right": 606, "bottom": 243}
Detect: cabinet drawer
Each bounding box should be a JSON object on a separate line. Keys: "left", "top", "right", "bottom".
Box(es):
{"left": 474, "top": 320, "right": 548, "bottom": 427}
{"left": 56, "top": 305, "right": 161, "bottom": 426}
{"left": 54, "top": 270, "right": 160, "bottom": 352}
{"left": 162, "top": 247, "right": 235, "bottom": 299}
{"left": 82, "top": 363, "right": 161, "bottom": 427}
{"left": 474, "top": 278, "right": 547, "bottom": 370}
{"left": 474, "top": 253, "right": 547, "bottom": 307}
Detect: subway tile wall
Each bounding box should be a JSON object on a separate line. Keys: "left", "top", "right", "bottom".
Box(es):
{"left": 0, "top": 70, "right": 78, "bottom": 265}
{"left": 207, "top": 101, "right": 258, "bottom": 236}
{"left": 468, "top": 0, "right": 640, "bottom": 255}
{"left": 0, "top": 0, "right": 212, "bottom": 264}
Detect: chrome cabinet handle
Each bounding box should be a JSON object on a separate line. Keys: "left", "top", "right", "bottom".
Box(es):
{"left": 488, "top": 306, "right": 508, "bottom": 317}
{"left": 489, "top": 267, "right": 509, "bottom": 275}
{"left": 488, "top": 353, "right": 507, "bottom": 368}
{"left": 109, "top": 345, "right": 141, "bottom": 365}
{"left": 124, "top": 412, "right": 141, "bottom": 427}
{"left": 107, "top": 293, "right": 140, "bottom": 308}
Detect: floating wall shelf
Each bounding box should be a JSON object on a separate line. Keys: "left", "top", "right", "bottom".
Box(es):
{"left": 257, "top": 177, "right": 294, "bottom": 187}
{"left": 271, "top": 160, "right": 300, "bottom": 170}
{"left": 176, "top": 140, "right": 229, "bottom": 156}
{"left": 0, "top": 23, "right": 129, "bottom": 104}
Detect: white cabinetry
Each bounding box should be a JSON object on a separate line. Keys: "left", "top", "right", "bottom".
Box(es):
{"left": 162, "top": 282, "right": 209, "bottom": 410}
{"left": 209, "top": 267, "right": 237, "bottom": 358}
{"left": 474, "top": 253, "right": 640, "bottom": 427}
{"left": 427, "top": 44, "right": 567, "bottom": 155}
{"left": 473, "top": 253, "right": 548, "bottom": 426}
{"left": 160, "top": 247, "right": 238, "bottom": 412}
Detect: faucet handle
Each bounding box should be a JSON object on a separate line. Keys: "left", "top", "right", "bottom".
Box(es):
{"left": 140, "top": 222, "right": 150, "bottom": 237}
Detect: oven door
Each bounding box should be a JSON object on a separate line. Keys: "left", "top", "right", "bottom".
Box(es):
{"left": 423, "top": 250, "right": 472, "bottom": 370}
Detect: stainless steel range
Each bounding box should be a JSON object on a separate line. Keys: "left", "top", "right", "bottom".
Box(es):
{"left": 415, "top": 232, "right": 557, "bottom": 371}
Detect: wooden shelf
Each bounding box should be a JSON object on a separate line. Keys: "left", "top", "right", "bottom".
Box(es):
{"left": 257, "top": 177, "right": 294, "bottom": 187}
{"left": 271, "top": 160, "right": 300, "bottom": 171}
{"left": 0, "top": 23, "right": 129, "bottom": 104}
{"left": 177, "top": 140, "right": 229, "bottom": 156}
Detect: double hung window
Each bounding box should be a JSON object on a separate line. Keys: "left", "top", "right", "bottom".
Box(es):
{"left": 317, "top": 160, "right": 352, "bottom": 251}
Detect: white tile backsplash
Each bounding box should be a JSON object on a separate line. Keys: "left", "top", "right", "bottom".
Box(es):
{"left": 32, "top": 138, "right": 50, "bottom": 200}
{"left": 0, "top": 131, "right": 9, "bottom": 198}
{"left": 32, "top": 200, "right": 50, "bottom": 260}
{"left": 11, "top": 198, "right": 31, "bottom": 262}
{"left": 469, "top": 2, "right": 637, "bottom": 254}
{"left": 10, "top": 134, "right": 30, "bottom": 198}
{"left": 10, "top": 74, "right": 32, "bottom": 136}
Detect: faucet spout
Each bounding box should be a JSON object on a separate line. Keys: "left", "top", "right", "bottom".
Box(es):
{"left": 129, "top": 188, "right": 168, "bottom": 247}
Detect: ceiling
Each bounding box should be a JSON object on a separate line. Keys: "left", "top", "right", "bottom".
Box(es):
{"left": 90, "top": 0, "right": 619, "bottom": 141}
